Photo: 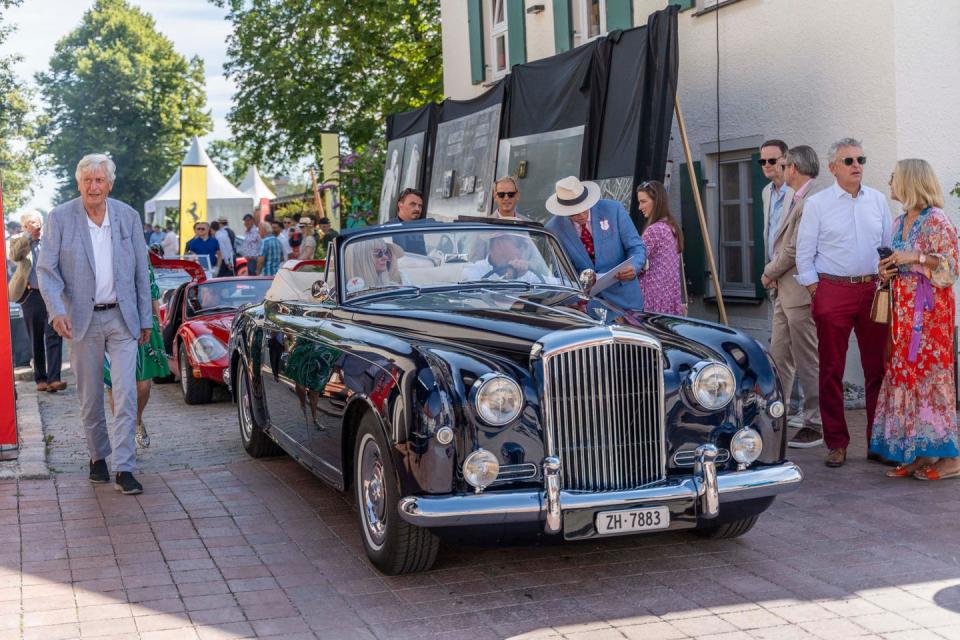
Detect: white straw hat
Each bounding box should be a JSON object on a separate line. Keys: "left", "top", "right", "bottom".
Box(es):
{"left": 545, "top": 176, "right": 602, "bottom": 217}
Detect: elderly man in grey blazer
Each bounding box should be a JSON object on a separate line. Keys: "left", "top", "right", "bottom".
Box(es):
{"left": 760, "top": 145, "right": 823, "bottom": 449}
{"left": 38, "top": 153, "right": 152, "bottom": 495}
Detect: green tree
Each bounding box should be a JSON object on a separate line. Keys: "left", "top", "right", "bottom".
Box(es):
{"left": 0, "top": 0, "right": 40, "bottom": 212}
{"left": 214, "top": 0, "right": 442, "bottom": 165}
{"left": 36, "top": 0, "right": 212, "bottom": 210}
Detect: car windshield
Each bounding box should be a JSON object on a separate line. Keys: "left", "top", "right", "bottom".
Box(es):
{"left": 186, "top": 279, "right": 272, "bottom": 318}
{"left": 341, "top": 226, "right": 578, "bottom": 300}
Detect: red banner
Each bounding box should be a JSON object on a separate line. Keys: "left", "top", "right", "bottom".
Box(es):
{"left": 258, "top": 197, "right": 270, "bottom": 221}
{"left": 0, "top": 179, "right": 19, "bottom": 446}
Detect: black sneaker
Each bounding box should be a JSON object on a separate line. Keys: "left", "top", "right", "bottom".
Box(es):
{"left": 114, "top": 472, "right": 143, "bottom": 495}
{"left": 89, "top": 459, "right": 109, "bottom": 484}
{"left": 788, "top": 427, "right": 824, "bottom": 449}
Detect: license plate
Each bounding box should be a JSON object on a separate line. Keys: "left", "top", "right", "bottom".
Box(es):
{"left": 595, "top": 506, "right": 670, "bottom": 535}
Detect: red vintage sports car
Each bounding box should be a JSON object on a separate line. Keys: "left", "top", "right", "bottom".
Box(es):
{"left": 158, "top": 270, "right": 273, "bottom": 404}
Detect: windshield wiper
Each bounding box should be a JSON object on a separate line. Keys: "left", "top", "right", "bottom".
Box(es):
{"left": 456, "top": 279, "right": 534, "bottom": 290}
{"left": 350, "top": 285, "right": 422, "bottom": 302}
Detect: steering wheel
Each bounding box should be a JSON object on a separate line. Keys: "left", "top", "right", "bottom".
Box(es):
{"left": 482, "top": 263, "right": 546, "bottom": 283}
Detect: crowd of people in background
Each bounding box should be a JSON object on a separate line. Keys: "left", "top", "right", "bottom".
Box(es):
{"left": 5, "top": 138, "right": 959, "bottom": 492}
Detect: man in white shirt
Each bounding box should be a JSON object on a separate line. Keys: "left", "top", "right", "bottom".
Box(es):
{"left": 491, "top": 176, "right": 529, "bottom": 221}
{"left": 211, "top": 220, "right": 235, "bottom": 277}
{"left": 461, "top": 232, "right": 550, "bottom": 284}
{"left": 160, "top": 225, "right": 179, "bottom": 257}
{"left": 38, "top": 154, "right": 152, "bottom": 495}
{"left": 795, "top": 137, "right": 892, "bottom": 468}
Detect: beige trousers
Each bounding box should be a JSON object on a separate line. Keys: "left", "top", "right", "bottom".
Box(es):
{"left": 770, "top": 298, "right": 822, "bottom": 430}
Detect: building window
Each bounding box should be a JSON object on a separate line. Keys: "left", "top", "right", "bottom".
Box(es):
{"left": 717, "top": 157, "right": 755, "bottom": 296}
{"left": 572, "top": 0, "right": 606, "bottom": 45}
{"left": 491, "top": 0, "right": 508, "bottom": 76}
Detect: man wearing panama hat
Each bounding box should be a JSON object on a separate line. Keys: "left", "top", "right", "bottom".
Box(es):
{"left": 545, "top": 176, "right": 647, "bottom": 311}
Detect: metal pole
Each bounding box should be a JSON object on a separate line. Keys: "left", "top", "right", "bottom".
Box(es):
{"left": 674, "top": 94, "right": 728, "bottom": 325}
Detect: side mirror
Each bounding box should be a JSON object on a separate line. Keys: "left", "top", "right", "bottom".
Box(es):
{"left": 311, "top": 280, "right": 331, "bottom": 302}
{"left": 579, "top": 269, "right": 596, "bottom": 293}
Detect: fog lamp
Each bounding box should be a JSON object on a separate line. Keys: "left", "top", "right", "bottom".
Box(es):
{"left": 767, "top": 400, "right": 785, "bottom": 418}
{"left": 730, "top": 428, "right": 763, "bottom": 465}
{"left": 463, "top": 449, "right": 499, "bottom": 490}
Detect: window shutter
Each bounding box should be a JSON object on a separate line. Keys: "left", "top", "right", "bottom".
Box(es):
{"left": 605, "top": 0, "right": 634, "bottom": 31}
{"left": 750, "top": 152, "right": 767, "bottom": 299}
{"left": 668, "top": 0, "right": 696, "bottom": 11}
{"left": 553, "top": 0, "right": 573, "bottom": 53}
{"left": 467, "top": 0, "right": 485, "bottom": 84}
{"left": 680, "top": 161, "right": 708, "bottom": 296}
{"left": 506, "top": 0, "right": 527, "bottom": 67}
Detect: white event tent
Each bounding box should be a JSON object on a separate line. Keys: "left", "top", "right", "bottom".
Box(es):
{"left": 144, "top": 136, "right": 253, "bottom": 229}
{"left": 237, "top": 165, "right": 276, "bottom": 202}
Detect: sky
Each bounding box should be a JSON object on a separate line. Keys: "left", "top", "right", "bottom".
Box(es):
{"left": 3, "top": 0, "right": 235, "bottom": 215}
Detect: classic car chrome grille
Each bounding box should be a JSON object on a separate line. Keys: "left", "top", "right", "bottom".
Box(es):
{"left": 542, "top": 338, "right": 665, "bottom": 491}
{"left": 491, "top": 463, "right": 539, "bottom": 485}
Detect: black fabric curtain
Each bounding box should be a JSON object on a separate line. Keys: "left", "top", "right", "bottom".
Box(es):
{"left": 439, "top": 79, "right": 506, "bottom": 124}
{"left": 385, "top": 103, "right": 439, "bottom": 207}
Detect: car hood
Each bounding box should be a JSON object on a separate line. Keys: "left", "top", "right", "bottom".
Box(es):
{"left": 347, "top": 288, "right": 731, "bottom": 363}
{"left": 184, "top": 312, "right": 233, "bottom": 343}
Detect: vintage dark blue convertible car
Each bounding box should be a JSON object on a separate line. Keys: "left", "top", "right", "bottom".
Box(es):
{"left": 225, "top": 219, "right": 802, "bottom": 574}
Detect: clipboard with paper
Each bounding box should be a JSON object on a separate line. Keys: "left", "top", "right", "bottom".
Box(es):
{"left": 588, "top": 258, "right": 633, "bottom": 297}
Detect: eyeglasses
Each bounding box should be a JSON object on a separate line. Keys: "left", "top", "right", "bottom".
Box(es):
{"left": 840, "top": 156, "right": 867, "bottom": 166}
{"left": 757, "top": 158, "right": 783, "bottom": 167}
{"left": 496, "top": 191, "right": 517, "bottom": 199}
{"left": 196, "top": 226, "right": 209, "bottom": 231}
{"left": 371, "top": 248, "right": 390, "bottom": 259}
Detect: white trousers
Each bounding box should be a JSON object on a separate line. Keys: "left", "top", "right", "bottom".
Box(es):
{"left": 70, "top": 307, "right": 139, "bottom": 473}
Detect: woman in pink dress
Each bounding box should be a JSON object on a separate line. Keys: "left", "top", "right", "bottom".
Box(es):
{"left": 636, "top": 180, "right": 685, "bottom": 315}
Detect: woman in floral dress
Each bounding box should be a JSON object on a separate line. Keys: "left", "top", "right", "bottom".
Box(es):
{"left": 636, "top": 180, "right": 685, "bottom": 315}
{"left": 872, "top": 159, "right": 959, "bottom": 479}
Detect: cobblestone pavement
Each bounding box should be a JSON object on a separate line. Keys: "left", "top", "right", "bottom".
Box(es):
{"left": 38, "top": 368, "right": 244, "bottom": 474}
{"left": 6, "top": 376, "right": 960, "bottom": 639}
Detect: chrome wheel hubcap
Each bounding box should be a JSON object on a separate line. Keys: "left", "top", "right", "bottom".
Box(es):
{"left": 359, "top": 436, "right": 387, "bottom": 548}
{"left": 239, "top": 370, "right": 253, "bottom": 442}
{"left": 180, "top": 351, "right": 188, "bottom": 395}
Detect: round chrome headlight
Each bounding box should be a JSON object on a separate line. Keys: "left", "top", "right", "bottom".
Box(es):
{"left": 472, "top": 374, "right": 523, "bottom": 426}
{"left": 463, "top": 449, "right": 500, "bottom": 489}
{"left": 730, "top": 428, "right": 763, "bottom": 464}
{"left": 689, "top": 361, "right": 735, "bottom": 410}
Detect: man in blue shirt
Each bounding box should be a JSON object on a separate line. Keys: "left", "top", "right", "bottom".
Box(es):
{"left": 184, "top": 221, "right": 219, "bottom": 273}
{"left": 258, "top": 220, "right": 284, "bottom": 276}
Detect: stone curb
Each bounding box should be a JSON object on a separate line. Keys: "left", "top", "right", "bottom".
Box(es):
{"left": 0, "top": 381, "right": 52, "bottom": 480}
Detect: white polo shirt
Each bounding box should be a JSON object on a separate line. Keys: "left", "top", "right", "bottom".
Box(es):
{"left": 87, "top": 205, "right": 117, "bottom": 304}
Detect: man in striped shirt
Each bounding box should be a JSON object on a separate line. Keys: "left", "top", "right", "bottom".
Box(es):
{"left": 257, "top": 221, "right": 284, "bottom": 276}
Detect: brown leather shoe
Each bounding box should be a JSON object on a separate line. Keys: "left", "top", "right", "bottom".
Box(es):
{"left": 46, "top": 381, "right": 67, "bottom": 393}
{"left": 825, "top": 448, "right": 847, "bottom": 468}
{"left": 35, "top": 382, "right": 48, "bottom": 392}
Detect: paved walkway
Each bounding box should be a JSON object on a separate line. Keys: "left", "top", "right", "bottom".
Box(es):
{"left": 4, "top": 375, "right": 960, "bottom": 640}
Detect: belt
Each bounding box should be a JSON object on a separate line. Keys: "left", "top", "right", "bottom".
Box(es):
{"left": 93, "top": 303, "right": 118, "bottom": 311}
{"left": 818, "top": 273, "right": 877, "bottom": 284}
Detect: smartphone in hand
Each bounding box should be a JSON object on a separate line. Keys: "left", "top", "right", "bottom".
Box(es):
{"left": 877, "top": 246, "right": 893, "bottom": 260}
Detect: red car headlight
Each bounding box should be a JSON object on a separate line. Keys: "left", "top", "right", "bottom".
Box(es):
{"left": 189, "top": 335, "right": 227, "bottom": 363}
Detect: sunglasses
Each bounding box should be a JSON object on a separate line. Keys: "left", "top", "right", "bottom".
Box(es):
{"left": 757, "top": 158, "right": 783, "bottom": 167}
{"left": 496, "top": 191, "right": 517, "bottom": 199}
{"left": 371, "top": 248, "right": 391, "bottom": 259}
{"left": 196, "top": 226, "right": 209, "bottom": 231}
{"left": 840, "top": 156, "right": 867, "bottom": 166}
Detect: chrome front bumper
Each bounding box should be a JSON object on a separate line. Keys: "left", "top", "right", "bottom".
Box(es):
{"left": 397, "top": 447, "right": 803, "bottom": 531}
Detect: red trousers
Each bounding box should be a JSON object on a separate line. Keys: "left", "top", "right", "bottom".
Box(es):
{"left": 810, "top": 279, "right": 888, "bottom": 450}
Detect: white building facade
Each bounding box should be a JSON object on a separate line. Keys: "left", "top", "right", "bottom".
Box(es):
{"left": 441, "top": 0, "right": 960, "bottom": 384}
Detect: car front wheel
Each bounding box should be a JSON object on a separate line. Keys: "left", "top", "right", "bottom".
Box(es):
{"left": 692, "top": 515, "right": 759, "bottom": 539}
{"left": 180, "top": 343, "right": 213, "bottom": 405}
{"left": 354, "top": 413, "right": 439, "bottom": 575}
{"left": 237, "top": 362, "right": 283, "bottom": 458}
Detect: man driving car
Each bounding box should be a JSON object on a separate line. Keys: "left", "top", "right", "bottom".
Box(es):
{"left": 461, "top": 232, "right": 548, "bottom": 283}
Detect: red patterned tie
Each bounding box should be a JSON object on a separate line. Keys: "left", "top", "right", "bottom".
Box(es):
{"left": 579, "top": 223, "right": 595, "bottom": 262}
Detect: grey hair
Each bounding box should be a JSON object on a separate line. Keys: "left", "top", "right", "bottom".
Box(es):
{"left": 494, "top": 175, "right": 519, "bottom": 191}
{"left": 827, "top": 138, "right": 862, "bottom": 163}
{"left": 75, "top": 153, "right": 116, "bottom": 184}
{"left": 19, "top": 210, "right": 41, "bottom": 225}
{"left": 784, "top": 145, "right": 820, "bottom": 178}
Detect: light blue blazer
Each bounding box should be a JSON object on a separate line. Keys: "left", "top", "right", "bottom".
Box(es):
{"left": 547, "top": 198, "right": 647, "bottom": 311}
{"left": 38, "top": 197, "right": 152, "bottom": 341}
